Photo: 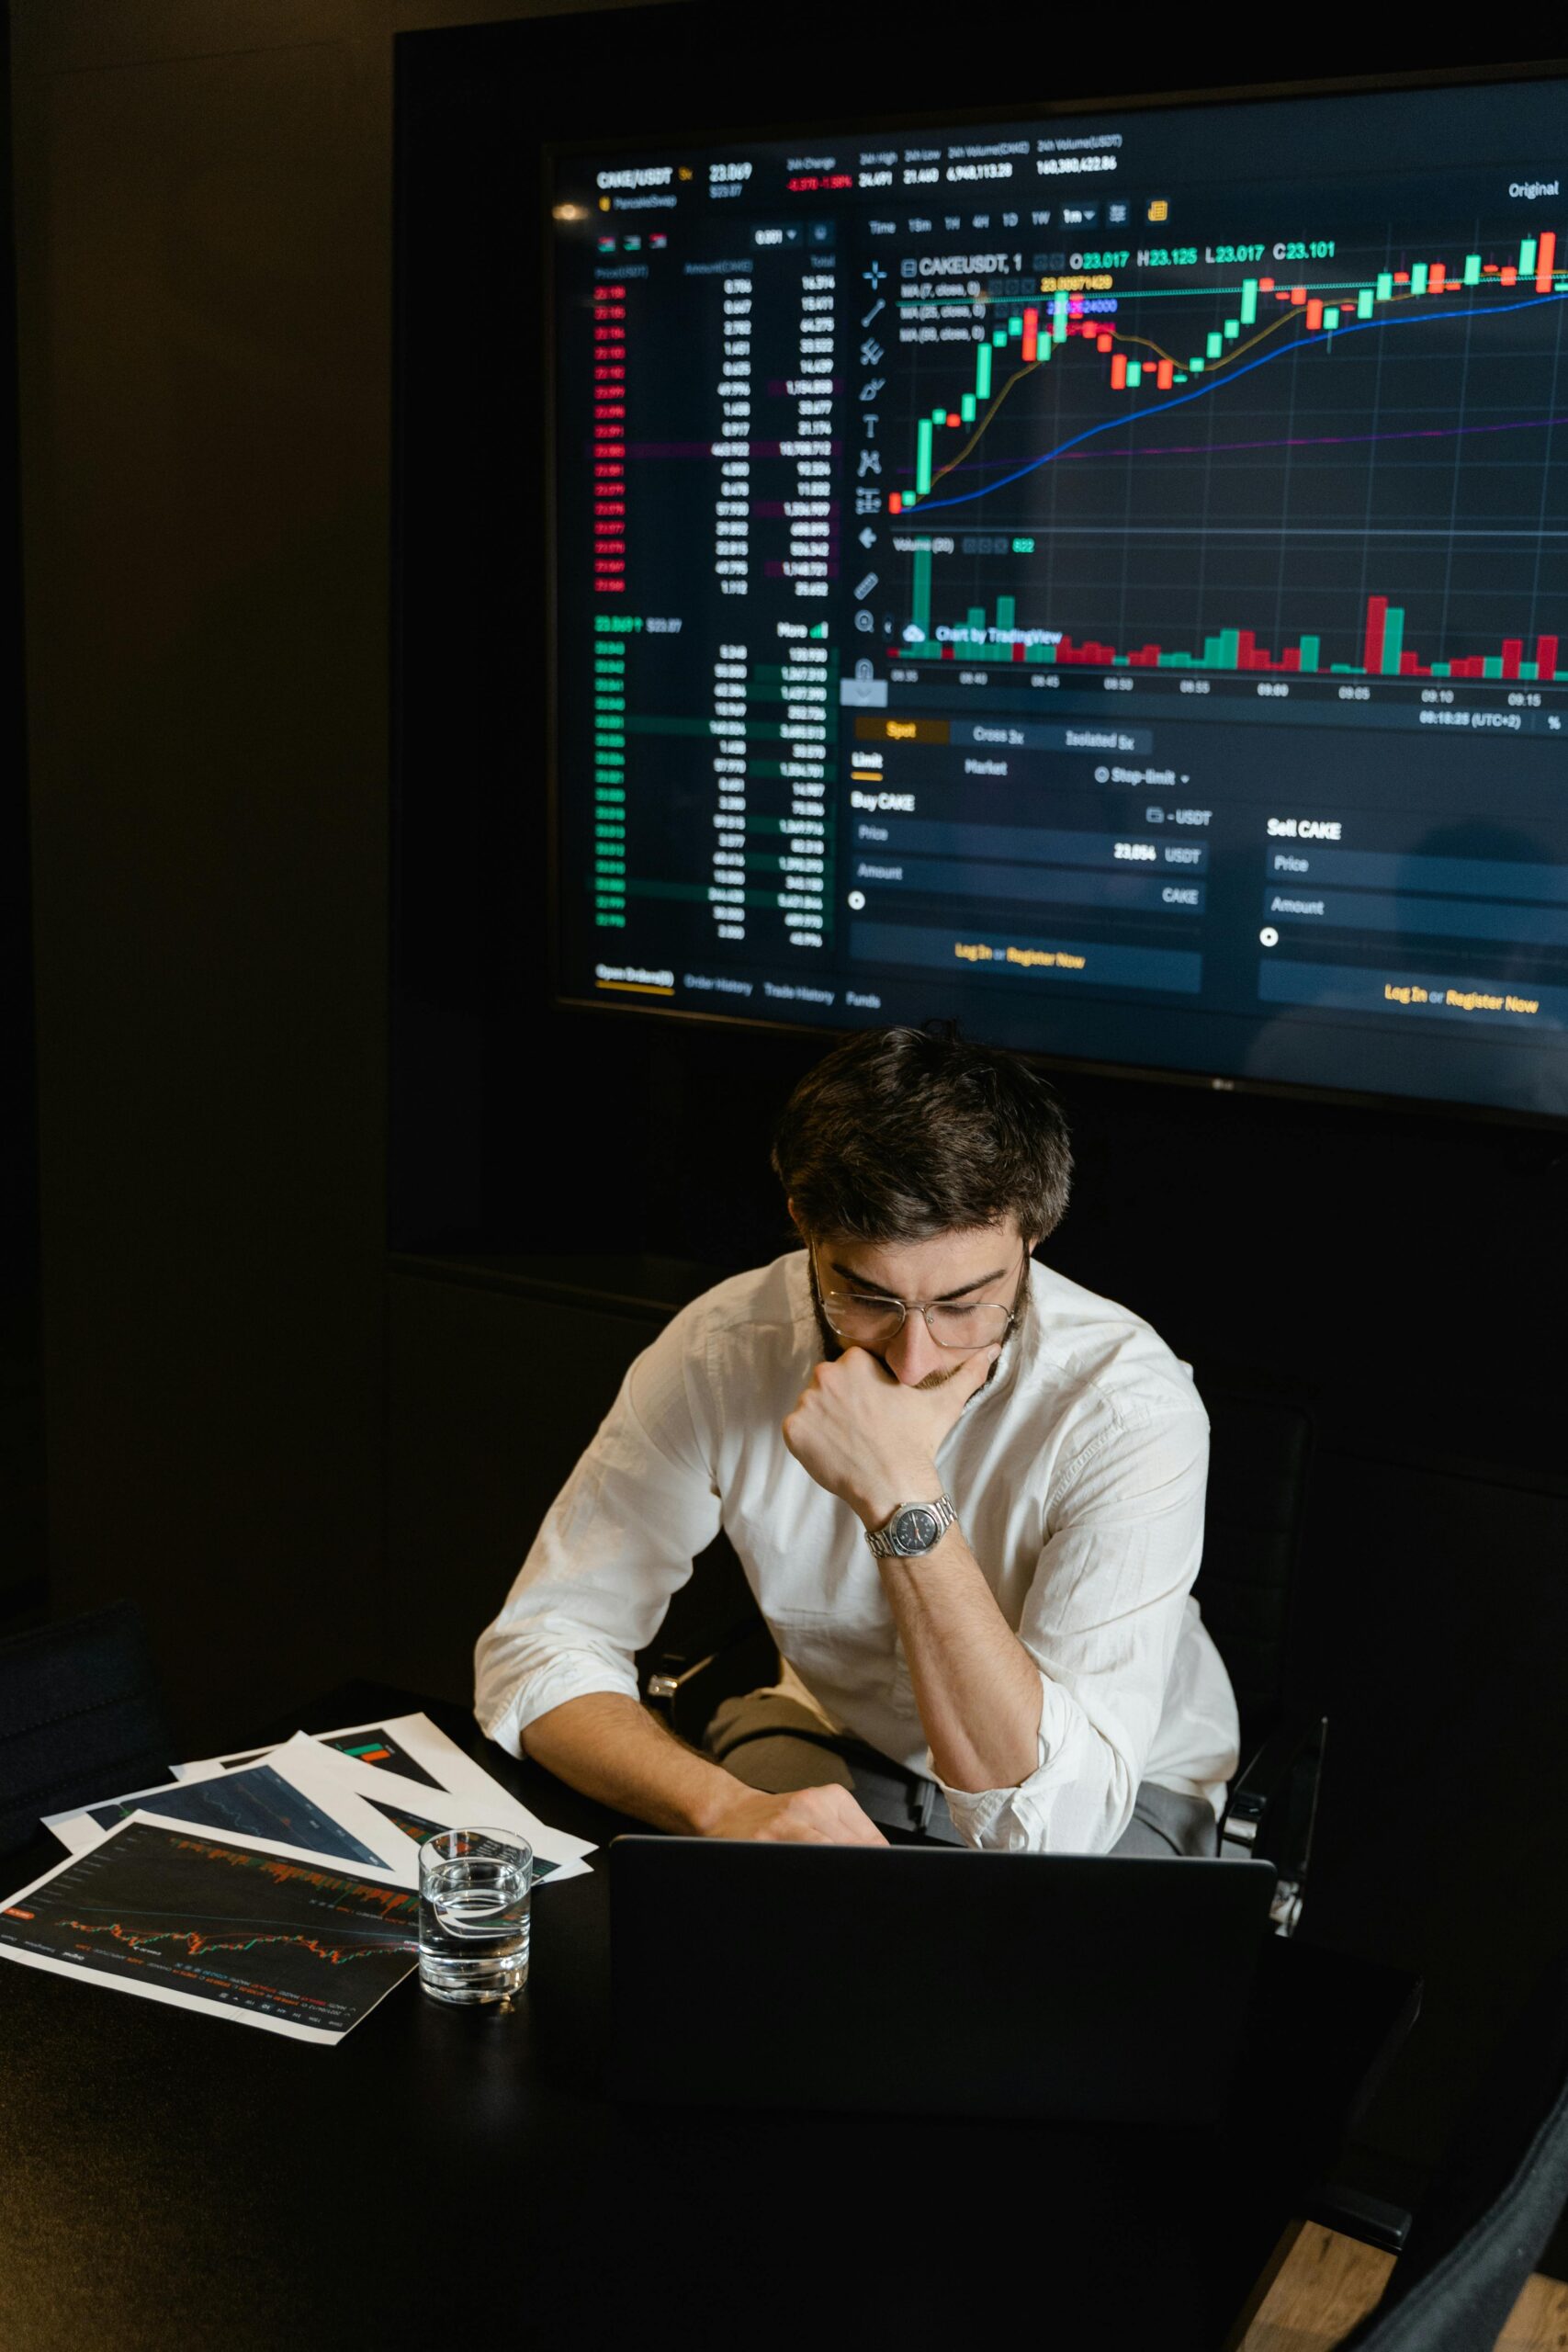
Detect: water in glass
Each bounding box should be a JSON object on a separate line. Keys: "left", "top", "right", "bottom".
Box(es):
{"left": 418, "top": 1829, "right": 532, "bottom": 2005}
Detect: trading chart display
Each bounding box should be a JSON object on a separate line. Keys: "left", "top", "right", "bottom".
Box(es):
{"left": 550, "top": 77, "right": 1568, "bottom": 1117}
{"left": 0, "top": 1822, "right": 420, "bottom": 2042}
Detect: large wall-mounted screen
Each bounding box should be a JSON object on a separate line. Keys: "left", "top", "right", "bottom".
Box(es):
{"left": 550, "top": 76, "right": 1568, "bottom": 1118}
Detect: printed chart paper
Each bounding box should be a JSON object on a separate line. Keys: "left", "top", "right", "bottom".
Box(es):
{"left": 172, "top": 1715, "right": 449, "bottom": 1792}
{"left": 41, "top": 1744, "right": 424, "bottom": 1887}
{"left": 172, "top": 1715, "right": 597, "bottom": 1882}
{"left": 284, "top": 1735, "right": 594, "bottom": 1884}
{"left": 0, "top": 1816, "right": 421, "bottom": 2044}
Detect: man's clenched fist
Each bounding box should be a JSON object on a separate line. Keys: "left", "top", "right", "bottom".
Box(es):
{"left": 782, "top": 1341, "right": 998, "bottom": 1529}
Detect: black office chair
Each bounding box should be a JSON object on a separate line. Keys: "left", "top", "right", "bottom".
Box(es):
{"left": 644, "top": 1374, "right": 1326, "bottom": 1929}
{"left": 640, "top": 1527, "right": 777, "bottom": 1739}
{"left": 0, "top": 1600, "right": 175, "bottom": 1856}
{"left": 1336, "top": 1947, "right": 1568, "bottom": 2349}
{"left": 1193, "top": 1377, "right": 1326, "bottom": 1937}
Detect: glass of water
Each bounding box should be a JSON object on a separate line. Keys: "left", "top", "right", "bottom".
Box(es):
{"left": 418, "top": 1827, "right": 532, "bottom": 2007}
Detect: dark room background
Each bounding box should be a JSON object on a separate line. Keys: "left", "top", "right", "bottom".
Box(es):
{"left": 6, "top": 0, "right": 1566, "bottom": 2251}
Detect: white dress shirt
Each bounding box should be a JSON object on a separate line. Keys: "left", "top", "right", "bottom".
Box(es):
{"left": 474, "top": 1251, "right": 1239, "bottom": 1854}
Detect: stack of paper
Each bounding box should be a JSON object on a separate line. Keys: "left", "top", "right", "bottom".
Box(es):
{"left": 0, "top": 1713, "right": 594, "bottom": 2045}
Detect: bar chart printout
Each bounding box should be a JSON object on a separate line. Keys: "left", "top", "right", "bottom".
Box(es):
{"left": 323, "top": 1730, "right": 446, "bottom": 1790}
{"left": 0, "top": 1820, "right": 421, "bottom": 2042}
{"left": 551, "top": 75, "right": 1568, "bottom": 1119}
{"left": 186, "top": 1720, "right": 451, "bottom": 1791}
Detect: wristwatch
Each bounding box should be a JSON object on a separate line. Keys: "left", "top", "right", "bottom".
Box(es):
{"left": 864, "top": 1493, "right": 957, "bottom": 1560}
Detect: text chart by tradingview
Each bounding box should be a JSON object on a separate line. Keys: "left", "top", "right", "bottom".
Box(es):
{"left": 551, "top": 78, "right": 1568, "bottom": 1116}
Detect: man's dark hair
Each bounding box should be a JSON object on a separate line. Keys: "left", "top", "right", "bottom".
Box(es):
{"left": 772, "top": 1023, "right": 1072, "bottom": 1244}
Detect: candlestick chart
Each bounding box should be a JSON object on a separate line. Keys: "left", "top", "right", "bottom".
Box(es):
{"left": 889, "top": 227, "right": 1568, "bottom": 683}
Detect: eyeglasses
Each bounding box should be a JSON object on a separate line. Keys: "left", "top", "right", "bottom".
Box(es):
{"left": 813, "top": 1248, "right": 1026, "bottom": 1352}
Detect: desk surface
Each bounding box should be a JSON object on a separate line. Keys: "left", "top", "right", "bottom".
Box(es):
{"left": 0, "top": 1683, "right": 1419, "bottom": 2352}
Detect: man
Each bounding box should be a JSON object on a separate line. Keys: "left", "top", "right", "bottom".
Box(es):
{"left": 475, "top": 1024, "right": 1238, "bottom": 1854}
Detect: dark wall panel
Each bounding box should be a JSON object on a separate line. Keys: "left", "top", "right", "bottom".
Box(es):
{"left": 12, "top": 1, "right": 372, "bottom": 76}
{"left": 15, "top": 27, "right": 392, "bottom": 1739}
{"left": 382, "top": 1267, "right": 668, "bottom": 1702}
{"left": 0, "top": 6, "right": 44, "bottom": 1634}
{"left": 1292, "top": 1450, "right": 1568, "bottom": 2205}
{"left": 384, "top": 1261, "right": 761, "bottom": 1709}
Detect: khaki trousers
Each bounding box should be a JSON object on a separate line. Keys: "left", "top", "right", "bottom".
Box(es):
{"left": 705, "top": 1689, "right": 1220, "bottom": 1858}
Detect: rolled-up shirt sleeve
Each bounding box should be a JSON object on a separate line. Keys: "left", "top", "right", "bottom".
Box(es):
{"left": 933, "top": 1405, "right": 1213, "bottom": 1854}
{"left": 473, "top": 1309, "right": 723, "bottom": 1756}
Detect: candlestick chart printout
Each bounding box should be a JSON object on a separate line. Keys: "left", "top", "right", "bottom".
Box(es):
{"left": 0, "top": 1822, "right": 420, "bottom": 2042}
{"left": 551, "top": 76, "right": 1568, "bottom": 1115}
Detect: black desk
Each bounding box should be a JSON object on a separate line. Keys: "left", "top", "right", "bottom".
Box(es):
{"left": 0, "top": 1683, "right": 1420, "bottom": 2352}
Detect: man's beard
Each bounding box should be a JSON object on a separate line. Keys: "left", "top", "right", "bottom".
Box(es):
{"left": 807, "top": 1250, "right": 1032, "bottom": 1391}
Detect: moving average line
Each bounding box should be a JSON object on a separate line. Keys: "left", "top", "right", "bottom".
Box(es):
{"left": 938, "top": 408, "right": 1568, "bottom": 481}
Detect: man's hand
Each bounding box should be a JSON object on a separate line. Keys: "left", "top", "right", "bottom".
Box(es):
{"left": 702, "top": 1781, "right": 889, "bottom": 1846}
{"left": 523, "top": 1693, "right": 889, "bottom": 1844}
{"left": 782, "top": 1341, "right": 999, "bottom": 1528}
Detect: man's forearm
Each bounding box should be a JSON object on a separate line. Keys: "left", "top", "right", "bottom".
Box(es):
{"left": 879, "top": 1530, "right": 1043, "bottom": 1794}
{"left": 782, "top": 1340, "right": 1041, "bottom": 1796}
{"left": 521, "top": 1691, "right": 743, "bottom": 1835}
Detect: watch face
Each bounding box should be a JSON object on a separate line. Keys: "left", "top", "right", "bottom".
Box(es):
{"left": 893, "top": 1506, "right": 940, "bottom": 1555}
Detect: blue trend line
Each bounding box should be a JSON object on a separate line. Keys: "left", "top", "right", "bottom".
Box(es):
{"left": 946, "top": 407, "right": 1568, "bottom": 478}
{"left": 908, "top": 288, "right": 1568, "bottom": 514}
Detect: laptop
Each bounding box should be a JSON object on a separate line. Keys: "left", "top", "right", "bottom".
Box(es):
{"left": 609, "top": 1837, "right": 1277, "bottom": 2123}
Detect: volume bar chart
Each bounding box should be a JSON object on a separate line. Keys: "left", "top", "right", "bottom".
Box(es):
{"left": 903, "top": 583, "right": 1562, "bottom": 681}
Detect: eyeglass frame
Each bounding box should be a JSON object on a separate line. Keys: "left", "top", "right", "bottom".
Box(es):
{"left": 809, "top": 1241, "right": 1031, "bottom": 1352}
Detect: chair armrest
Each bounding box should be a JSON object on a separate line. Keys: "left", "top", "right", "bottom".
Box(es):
{"left": 1222, "top": 1712, "right": 1327, "bottom": 1936}
{"left": 1221, "top": 1710, "right": 1326, "bottom": 1859}
{"left": 1308, "top": 2182, "right": 1413, "bottom": 2255}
